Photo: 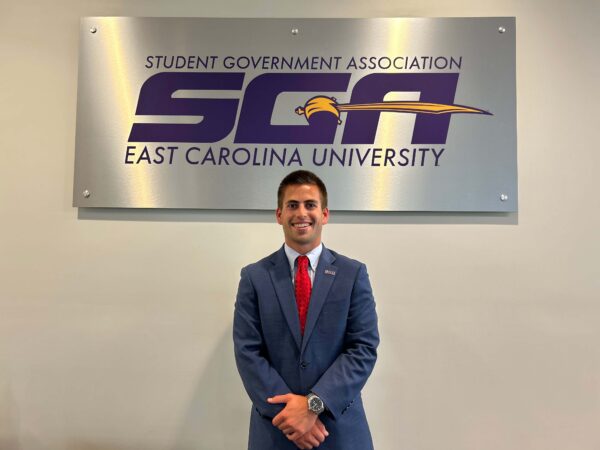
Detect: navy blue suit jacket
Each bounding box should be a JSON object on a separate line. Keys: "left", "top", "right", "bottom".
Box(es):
{"left": 234, "top": 245, "right": 379, "bottom": 449}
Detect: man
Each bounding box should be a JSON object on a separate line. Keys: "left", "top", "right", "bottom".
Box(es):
{"left": 234, "top": 170, "right": 379, "bottom": 449}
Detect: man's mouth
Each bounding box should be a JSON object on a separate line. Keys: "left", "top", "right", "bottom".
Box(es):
{"left": 292, "top": 222, "right": 311, "bottom": 229}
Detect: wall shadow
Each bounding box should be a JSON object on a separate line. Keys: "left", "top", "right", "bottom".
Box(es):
{"left": 77, "top": 208, "right": 518, "bottom": 225}
{"left": 171, "top": 323, "right": 249, "bottom": 450}
{"left": 0, "top": 371, "right": 22, "bottom": 450}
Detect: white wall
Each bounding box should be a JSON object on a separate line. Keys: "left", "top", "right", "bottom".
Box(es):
{"left": 1, "top": 1, "right": 599, "bottom": 449}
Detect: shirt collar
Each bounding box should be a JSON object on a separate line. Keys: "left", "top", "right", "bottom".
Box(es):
{"left": 284, "top": 243, "right": 323, "bottom": 272}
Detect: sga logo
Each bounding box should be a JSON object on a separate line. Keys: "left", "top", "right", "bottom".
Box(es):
{"left": 128, "top": 72, "right": 489, "bottom": 145}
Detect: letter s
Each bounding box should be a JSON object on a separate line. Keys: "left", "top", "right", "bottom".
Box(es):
{"left": 128, "top": 72, "right": 244, "bottom": 143}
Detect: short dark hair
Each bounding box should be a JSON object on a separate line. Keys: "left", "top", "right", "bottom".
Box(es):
{"left": 277, "top": 170, "right": 328, "bottom": 209}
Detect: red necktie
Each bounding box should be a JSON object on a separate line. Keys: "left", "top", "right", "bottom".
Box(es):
{"left": 295, "top": 256, "right": 312, "bottom": 335}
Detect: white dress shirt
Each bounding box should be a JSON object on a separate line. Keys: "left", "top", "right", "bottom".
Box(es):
{"left": 283, "top": 243, "right": 323, "bottom": 286}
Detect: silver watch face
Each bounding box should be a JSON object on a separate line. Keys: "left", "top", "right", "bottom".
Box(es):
{"left": 308, "top": 395, "right": 324, "bottom": 414}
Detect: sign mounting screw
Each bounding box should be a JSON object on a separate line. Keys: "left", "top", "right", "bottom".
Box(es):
{"left": 500, "top": 194, "right": 508, "bottom": 201}
{"left": 291, "top": 28, "right": 299, "bottom": 35}
{"left": 498, "top": 26, "right": 506, "bottom": 34}
{"left": 83, "top": 190, "right": 91, "bottom": 198}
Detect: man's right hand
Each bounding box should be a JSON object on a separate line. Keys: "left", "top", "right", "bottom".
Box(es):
{"left": 292, "top": 418, "right": 329, "bottom": 449}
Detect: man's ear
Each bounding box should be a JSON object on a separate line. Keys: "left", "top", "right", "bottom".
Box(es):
{"left": 322, "top": 207, "right": 330, "bottom": 225}
{"left": 276, "top": 208, "right": 282, "bottom": 225}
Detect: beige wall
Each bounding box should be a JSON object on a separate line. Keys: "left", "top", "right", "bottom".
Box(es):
{"left": 1, "top": 0, "right": 599, "bottom": 449}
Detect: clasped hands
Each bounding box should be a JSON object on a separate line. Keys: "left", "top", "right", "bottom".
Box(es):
{"left": 268, "top": 393, "right": 329, "bottom": 449}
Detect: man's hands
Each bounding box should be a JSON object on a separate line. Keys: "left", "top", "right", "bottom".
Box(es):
{"left": 268, "top": 393, "right": 329, "bottom": 448}
{"left": 292, "top": 418, "right": 329, "bottom": 449}
{"left": 268, "top": 393, "right": 317, "bottom": 440}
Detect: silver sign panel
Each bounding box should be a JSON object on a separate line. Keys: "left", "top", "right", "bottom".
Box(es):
{"left": 73, "top": 17, "right": 517, "bottom": 211}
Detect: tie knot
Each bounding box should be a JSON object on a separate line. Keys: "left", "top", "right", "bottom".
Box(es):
{"left": 297, "top": 255, "right": 309, "bottom": 270}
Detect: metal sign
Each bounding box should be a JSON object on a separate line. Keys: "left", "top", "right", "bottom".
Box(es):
{"left": 73, "top": 17, "right": 517, "bottom": 211}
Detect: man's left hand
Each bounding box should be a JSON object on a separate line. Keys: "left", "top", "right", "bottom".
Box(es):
{"left": 268, "top": 393, "right": 317, "bottom": 440}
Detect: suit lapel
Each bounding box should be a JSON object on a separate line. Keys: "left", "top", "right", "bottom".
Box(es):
{"left": 268, "top": 247, "right": 302, "bottom": 351}
{"left": 301, "top": 246, "right": 337, "bottom": 354}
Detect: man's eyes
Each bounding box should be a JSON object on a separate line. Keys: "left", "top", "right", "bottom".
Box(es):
{"left": 286, "top": 202, "right": 317, "bottom": 209}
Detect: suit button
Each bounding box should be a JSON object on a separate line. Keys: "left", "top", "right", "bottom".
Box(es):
{"left": 300, "top": 361, "right": 308, "bottom": 369}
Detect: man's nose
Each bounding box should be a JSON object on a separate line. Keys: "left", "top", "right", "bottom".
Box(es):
{"left": 297, "top": 204, "right": 308, "bottom": 216}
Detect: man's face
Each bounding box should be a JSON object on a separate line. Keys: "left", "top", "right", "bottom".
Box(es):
{"left": 276, "top": 184, "right": 329, "bottom": 254}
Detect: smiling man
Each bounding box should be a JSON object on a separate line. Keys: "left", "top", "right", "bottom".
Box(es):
{"left": 234, "top": 170, "right": 379, "bottom": 450}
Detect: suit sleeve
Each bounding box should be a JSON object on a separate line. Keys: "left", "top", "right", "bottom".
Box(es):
{"left": 233, "top": 267, "right": 292, "bottom": 419}
{"left": 310, "top": 263, "right": 379, "bottom": 420}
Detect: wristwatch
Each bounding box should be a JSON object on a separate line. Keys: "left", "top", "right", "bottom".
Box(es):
{"left": 306, "top": 392, "right": 325, "bottom": 415}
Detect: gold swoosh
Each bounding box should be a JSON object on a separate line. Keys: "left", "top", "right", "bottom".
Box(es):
{"left": 295, "top": 96, "right": 491, "bottom": 124}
